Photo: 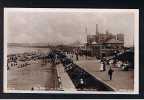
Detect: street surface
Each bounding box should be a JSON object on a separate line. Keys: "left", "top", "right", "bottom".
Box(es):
{"left": 7, "top": 49, "right": 134, "bottom": 92}
{"left": 7, "top": 59, "right": 59, "bottom": 90}
{"left": 75, "top": 59, "right": 134, "bottom": 91}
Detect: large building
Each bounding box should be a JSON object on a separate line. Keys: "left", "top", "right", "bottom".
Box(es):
{"left": 85, "top": 24, "right": 124, "bottom": 58}
{"left": 87, "top": 35, "right": 96, "bottom": 44}
{"left": 86, "top": 34, "right": 124, "bottom": 58}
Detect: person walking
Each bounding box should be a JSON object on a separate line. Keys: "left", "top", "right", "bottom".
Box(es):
{"left": 100, "top": 61, "right": 104, "bottom": 72}
{"left": 117, "top": 60, "right": 122, "bottom": 68}
{"left": 79, "top": 71, "right": 85, "bottom": 90}
{"left": 85, "top": 51, "right": 88, "bottom": 60}
{"left": 108, "top": 67, "right": 114, "bottom": 80}
{"left": 76, "top": 53, "right": 79, "bottom": 61}
{"left": 103, "top": 61, "right": 106, "bottom": 71}
{"left": 80, "top": 78, "right": 84, "bottom": 89}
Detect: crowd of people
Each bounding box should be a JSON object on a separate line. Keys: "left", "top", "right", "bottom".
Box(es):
{"left": 98, "top": 57, "right": 131, "bottom": 81}
{"left": 7, "top": 51, "right": 50, "bottom": 70}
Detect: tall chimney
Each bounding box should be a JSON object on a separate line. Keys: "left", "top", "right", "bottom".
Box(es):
{"left": 96, "top": 24, "right": 99, "bottom": 42}
{"left": 116, "top": 34, "right": 117, "bottom": 40}
{"left": 85, "top": 27, "right": 88, "bottom": 44}
{"left": 96, "top": 24, "right": 98, "bottom": 35}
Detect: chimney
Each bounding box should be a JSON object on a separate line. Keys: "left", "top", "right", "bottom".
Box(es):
{"left": 96, "top": 24, "right": 99, "bottom": 42}
{"left": 116, "top": 34, "right": 117, "bottom": 40}
{"left": 96, "top": 24, "right": 98, "bottom": 35}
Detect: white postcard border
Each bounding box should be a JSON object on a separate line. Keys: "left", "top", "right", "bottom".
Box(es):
{"left": 4, "top": 8, "right": 139, "bottom": 94}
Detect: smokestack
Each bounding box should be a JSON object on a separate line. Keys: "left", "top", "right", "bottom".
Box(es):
{"left": 96, "top": 24, "right": 98, "bottom": 35}
{"left": 116, "top": 34, "right": 117, "bottom": 40}
{"left": 96, "top": 24, "right": 99, "bottom": 42}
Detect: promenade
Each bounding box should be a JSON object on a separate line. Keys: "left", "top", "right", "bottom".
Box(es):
{"left": 7, "top": 59, "right": 59, "bottom": 91}
{"left": 7, "top": 51, "right": 134, "bottom": 92}
{"left": 56, "top": 64, "right": 76, "bottom": 91}
{"left": 74, "top": 56, "right": 134, "bottom": 91}
{"left": 7, "top": 56, "right": 76, "bottom": 91}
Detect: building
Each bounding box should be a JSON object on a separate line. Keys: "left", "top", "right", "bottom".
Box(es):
{"left": 85, "top": 24, "right": 124, "bottom": 58}
{"left": 86, "top": 33, "right": 124, "bottom": 58}
{"left": 87, "top": 35, "right": 96, "bottom": 44}
{"left": 116, "top": 33, "right": 124, "bottom": 42}
{"left": 101, "top": 38, "right": 124, "bottom": 57}
{"left": 104, "top": 38, "right": 124, "bottom": 49}
{"left": 87, "top": 33, "right": 116, "bottom": 44}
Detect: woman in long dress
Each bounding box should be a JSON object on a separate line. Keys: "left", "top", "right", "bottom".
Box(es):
{"left": 100, "top": 62, "right": 104, "bottom": 72}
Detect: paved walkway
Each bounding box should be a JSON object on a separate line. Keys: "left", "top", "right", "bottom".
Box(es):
{"left": 56, "top": 64, "right": 76, "bottom": 91}
{"left": 75, "top": 60, "right": 134, "bottom": 92}
{"left": 7, "top": 60, "right": 59, "bottom": 91}
{"left": 66, "top": 54, "right": 96, "bottom": 61}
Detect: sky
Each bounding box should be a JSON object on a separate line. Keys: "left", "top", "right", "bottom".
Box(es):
{"left": 5, "top": 8, "right": 138, "bottom": 47}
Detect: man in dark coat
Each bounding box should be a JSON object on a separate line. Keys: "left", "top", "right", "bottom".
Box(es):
{"left": 108, "top": 67, "right": 114, "bottom": 80}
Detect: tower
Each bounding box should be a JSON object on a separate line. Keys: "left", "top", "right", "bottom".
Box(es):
{"left": 85, "top": 27, "right": 87, "bottom": 35}
{"left": 85, "top": 27, "right": 88, "bottom": 43}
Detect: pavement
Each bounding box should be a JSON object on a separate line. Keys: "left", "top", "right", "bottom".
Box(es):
{"left": 67, "top": 54, "right": 96, "bottom": 61}
{"left": 56, "top": 64, "right": 76, "bottom": 91}
{"left": 7, "top": 59, "right": 59, "bottom": 91}
{"left": 8, "top": 58, "right": 76, "bottom": 91}
{"left": 74, "top": 58, "right": 134, "bottom": 92}
{"left": 7, "top": 52, "right": 134, "bottom": 92}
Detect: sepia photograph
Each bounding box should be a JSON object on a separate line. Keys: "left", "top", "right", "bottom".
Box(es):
{"left": 4, "top": 8, "right": 139, "bottom": 94}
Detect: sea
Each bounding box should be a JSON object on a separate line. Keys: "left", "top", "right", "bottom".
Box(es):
{"left": 7, "top": 46, "right": 51, "bottom": 55}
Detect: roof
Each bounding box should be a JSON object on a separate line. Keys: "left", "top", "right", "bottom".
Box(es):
{"left": 105, "top": 38, "right": 123, "bottom": 44}
{"left": 91, "top": 41, "right": 97, "bottom": 45}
